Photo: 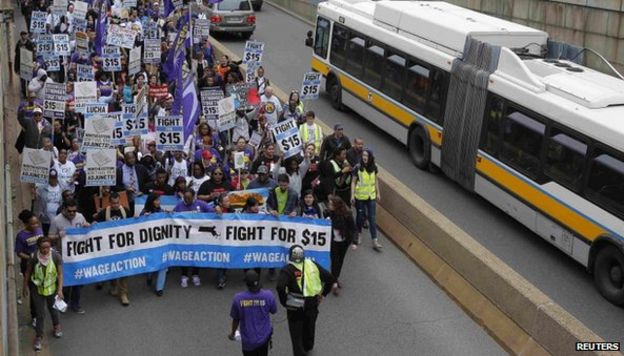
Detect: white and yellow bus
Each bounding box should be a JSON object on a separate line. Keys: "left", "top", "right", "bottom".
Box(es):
{"left": 307, "top": 0, "right": 624, "bottom": 305}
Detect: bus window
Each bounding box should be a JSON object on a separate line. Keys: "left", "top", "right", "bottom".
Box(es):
{"left": 314, "top": 17, "right": 331, "bottom": 59}
{"left": 481, "top": 95, "right": 506, "bottom": 156}
{"left": 404, "top": 61, "right": 430, "bottom": 114}
{"left": 363, "top": 42, "right": 384, "bottom": 89}
{"left": 586, "top": 152, "right": 624, "bottom": 218}
{"left": 500, "top": 110, "right": 545, "bottom": 179}
{"left": 544, "top": 129, "right": 587, "bottom": 191}
{"left": 382, "top": 52, "right": 405, "bottom": 102}
{"left": 345, "top": 35, "right": 365, "bottom": 78}
{"left": 330, "top": 24, "right": 349, "bottom": 69}
{"left": 426, "top": 70, "right": 449, "bottom": 125}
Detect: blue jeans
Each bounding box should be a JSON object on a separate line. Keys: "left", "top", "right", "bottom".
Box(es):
{"left": 156, "top": 269, "right": 167, "bottom": 292}
{"left": 355, "top": 199, "right": 377, "bottom": 240}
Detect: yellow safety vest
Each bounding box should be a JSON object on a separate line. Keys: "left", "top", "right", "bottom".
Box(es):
{"left": 299, "top": 124, "right": 322, "bottom": 155}
{"left": 290, "top": 259, "right": 323, "bottom": 297}
{"left": 31, "top": 259, "right": 58, "bottom": 296}
{"left": 354, "top": 169, "right": 376, "bottom": 200}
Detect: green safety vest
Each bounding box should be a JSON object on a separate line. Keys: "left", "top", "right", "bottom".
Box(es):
{"left": 299, "top": 124, "right": 322, "bottom": 154}
{"left": 31, "top": 259, "right": 58, "bottom": 296}
{"left": 330, "top": 160, "right": 351, "bottom": 187}
{"left": 275, "top": 187, "right": 288, "bottom": 214}
{"left": 290, "top": 259, "right": 323, "bottom": 297}
{"left": 354, "top": 169, "right": 376, "bottom": 200}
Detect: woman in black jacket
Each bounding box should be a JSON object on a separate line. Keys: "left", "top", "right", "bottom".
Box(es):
{"left": 326, "top": 195, "right": 354, "bottom": 296}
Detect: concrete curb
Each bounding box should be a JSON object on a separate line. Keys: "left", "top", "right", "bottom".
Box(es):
{"left": 208, "top": 37, "right": 616, "bottom": 356}
{"left": 264, "top": 0, "right": 315, "bottom": 27}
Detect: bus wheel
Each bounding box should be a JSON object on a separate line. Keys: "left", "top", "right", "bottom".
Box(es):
{"left": 328, "top": 77, "right": 344, "bottom": 111}
{"left": 594, "top": 245, "right": 624, "bottom": 305}
{"left": 408, "top": 126, "right": 430, "bottom": 170}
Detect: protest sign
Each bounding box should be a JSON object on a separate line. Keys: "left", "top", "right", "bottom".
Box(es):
{"left": 143, "top": 39, "right": 161, "bottom": 64}
{"left": 102, "top": 46, "right": 121, "bottom": 71}
{"left": 82, "top": 117, "right": 115, "bottom": 151}
{"left": 20, "top": 148, "right": 52, "bottom": 185}
{"left": 128, "top": 46, "right": 142, "bottom": 76}
{"left": 51, "top": 0, "right": 68, "bottom": 16}
{"left": 77, "top": 64, "right": 94, "bottom": 81}
{"left": 35, "top": 34, "right": 54, "bottom": 55}
{"left": 248, "top": 131, "right": 262, "bottom": 148}
{"left": 300, "top": 72, "right": 322, "bottom": 101}
{"left": 73, "top": 18, "right": 87, "bottom": 33}
{"left": 217, "top": 96, "right": 236, "bottom": 132}
{"left": 75, "top": 31, "right": 89, "bottom": 55}
{"left": 53, "top": 34, "right": 70, "bottom": 55}
{"left": 227, "top": 83, "right": 253, "bottom": 109}
{"left": 83, "top": 103, "right": 109, "bottom": 117}
{"left": 85, "top": 149, "right": 116, "bottom": 187}
{"left": 200, "top": 87, "right": 222, "bottom": 121}
{"left": 73, "top": 1, "right": 88, "bottom": 19}
{"left": 271, "top": 118, "right": 302, "bottom": 159}
{"left": 234, "top": 151, "right": 245, "bottom": 169}
{"left": 245, "top": 62, "right": 259, "bottom": 83}
{"left": 156, "top": 115, "right": 184, "bottom": 151}
{"left": 144, "top": 21, "right": 158, "bottom": 40}
{"left": 43, "top": 83, "right": 66, "bottom": 119}
{"left": 123, "top": 0, "right": 137, "bottom": 7}
{"left": 20, "top": 48, "right": 33, "bottom": 81}
{"left": 193, "top": 18, "right": 209, "bottom": 44}
{"left": 242, "top": 40, "right": 264, "bottom": 65}
{"left": 123, "top": 112, "right": 148, "bottom": 137}
{"left": 106, "top": 24, "right": 137, "bottom": 49}
{"left": 62, "top": 212, "right": 331, "bottom": 286}
{"left": 106, "top": 111, "right": 126, "bottom": 146}
{"left": 42, "top": 54, "right": 60, "bottom": 72}
{"left": 30, "top": 11, "right": 47, "bottom": 34}
{"left": 74, "top": 81, "right": 97, "bottom": 112}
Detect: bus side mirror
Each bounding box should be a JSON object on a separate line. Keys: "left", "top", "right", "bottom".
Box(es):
{"left": 305, "top": 30, "right": 313, "bottom": 47}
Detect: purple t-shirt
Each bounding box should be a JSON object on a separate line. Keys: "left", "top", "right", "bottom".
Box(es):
{"left": 15, "top": 228, "right": 44, "bottom": 256}
{"left": 230, "top": 289, "right": 277, "bottom": 351}
{"left": 173, "top": 200, "right": 214, "bottom": 213}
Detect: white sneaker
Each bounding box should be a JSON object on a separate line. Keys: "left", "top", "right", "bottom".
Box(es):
{"left": 373, "top": 239, "right": 383, "bottom": 251}
{"left": 192, "top": 275, "right": 201, "bottom": 287}
{"left": 180, "top": 276, "right": 189, "bottom": 288}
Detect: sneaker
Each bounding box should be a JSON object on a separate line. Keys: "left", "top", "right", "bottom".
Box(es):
{"left": 363, "top": 220, "right": 369, "bottom": 229}
{"left": 332, "top": 283, "right": 339, "bottom": 296}
{"left": 120, "top": 294, "right": 130, "bottom": 306}
{"left": 373, "top": 238, "right": 383, "bottom": 251}
{"left": 217, "top": 278, "right": 227, "bottom": 290}
{"left": 180, "top": 276, "right": 189, "bottom": 288}
{"left": 53, "top": 325, "right": 63, "bottom": 338}
{"left": 155, "top": 290, "right": 164, "bottom": 297}
{"left": 71, "top": 306, "right": 86, "bottom": 314}
{"left": 192, "top": 275, "right": 201, "bottom": 287}
{"left": 31, "top": 318, "right": 37, "bottom": 328}
{"left": 351, "top": 243, "right": 358, "bottom": 250}
{"left": 17, "top": 297, "right": 22, "bottom": 305}
{"left": 33, "top": 337, "right": 42, "bottom": 351}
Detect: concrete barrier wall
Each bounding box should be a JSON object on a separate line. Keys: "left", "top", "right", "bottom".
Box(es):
{"left": 209, "top": 35, "right": 617, "bottom": 355}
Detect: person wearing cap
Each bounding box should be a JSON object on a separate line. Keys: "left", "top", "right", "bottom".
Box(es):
{"left": 276, "top": 245, "right": 335, "bottom": 356}
{"left": 247, "top": 165, "right": 277, "bottom": 190}
{"left": 34, "top": 169, "right": 63, "bottom": 236}
{"left": 319, "top": 124, "right": 351, "bottom": 162}
{"left": 299, "top": 111, "right": 323, "bottom": 156}
{"left": 18, "top": 106, "right": 52, "bottom": 149}
{"left": 228, "top": 270, "right": 277, "bottom": 356}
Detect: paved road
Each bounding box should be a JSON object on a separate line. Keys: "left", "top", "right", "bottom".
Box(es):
{"left": 4, "top": 9, "right": 502, "bottom": 356}
{"left": 217, "top": 3, "right": 624, "bottom": 345}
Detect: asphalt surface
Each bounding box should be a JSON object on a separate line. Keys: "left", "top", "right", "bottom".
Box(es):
{"left": 6, "top": 9, "right": 503, "bottom": 356}
{"left": 216, "top": 3, "right": 624, "bottom": 345}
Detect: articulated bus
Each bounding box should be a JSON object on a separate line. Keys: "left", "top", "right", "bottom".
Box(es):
{"left": 306, "top": 0, "right": 624, "bottom": 305}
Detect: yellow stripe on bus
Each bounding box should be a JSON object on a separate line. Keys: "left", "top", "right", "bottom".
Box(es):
{"left": 312, "top": 58, "right": 443, "bottom": 146}
{"left": 476, "top": 154, "right": 605, "bottom": 242}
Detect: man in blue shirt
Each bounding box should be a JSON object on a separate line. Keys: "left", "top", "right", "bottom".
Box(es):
{"left": 229, "top": 270, "right": 277, "bottom": 356}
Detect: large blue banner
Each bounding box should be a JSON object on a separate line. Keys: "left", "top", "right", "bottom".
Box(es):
{"left": 63, "top": 213, "right": 331, "bottom": 286}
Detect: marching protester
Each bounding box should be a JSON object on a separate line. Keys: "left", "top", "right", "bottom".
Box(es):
{"left": 351, "top": 149, "right": 382, "bottom": 250}
{"left": 94, "top": 192, "right": 132, "bottom": 306}
{"left": 229, "top": 270, "right": 277, "bottom": 356}
{"left": 18, "top": 107, "right": 51, "bottom": 150}
{"left": 15, "top": 210, "right": 43, "bottom": 317}
{"left": 297, "top": 190, "right": 323, "bottom": 219}
{"left": 34, "top": 169, "right": 62, "bottom": 235}
{"left": 267, "top": 174, "right": 299, "bottom": 217}
{"left": 276, "top": 245, "right": 335, "bottom": 356}
{"left": 326, "top": 196, "right": 355, "bottom": 295}
{"left": 140, "top": 193, "right": 167, "bottom": 296}
{"left": 215, "top": 194, "right": 234, "bottom": 289}
{"left": 298, "top": 111, "right": 322, "bottom": 156}
{"left": 23, "top": 237, "right": 64, "bottom": 352}
{"left": 48, "top": 199, "right": 88, "bottom": 314}
{"left": 319, "top": 124, "right": 351, "bottom": 162}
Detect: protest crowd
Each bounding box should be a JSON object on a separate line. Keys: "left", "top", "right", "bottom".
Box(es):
{"left": 13, "top": 0, "right": 383, "bottom": 353}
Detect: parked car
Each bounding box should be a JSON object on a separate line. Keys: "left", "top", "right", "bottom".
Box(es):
{"left": 207, "top": 0, "right": 256, "bottom": 39}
